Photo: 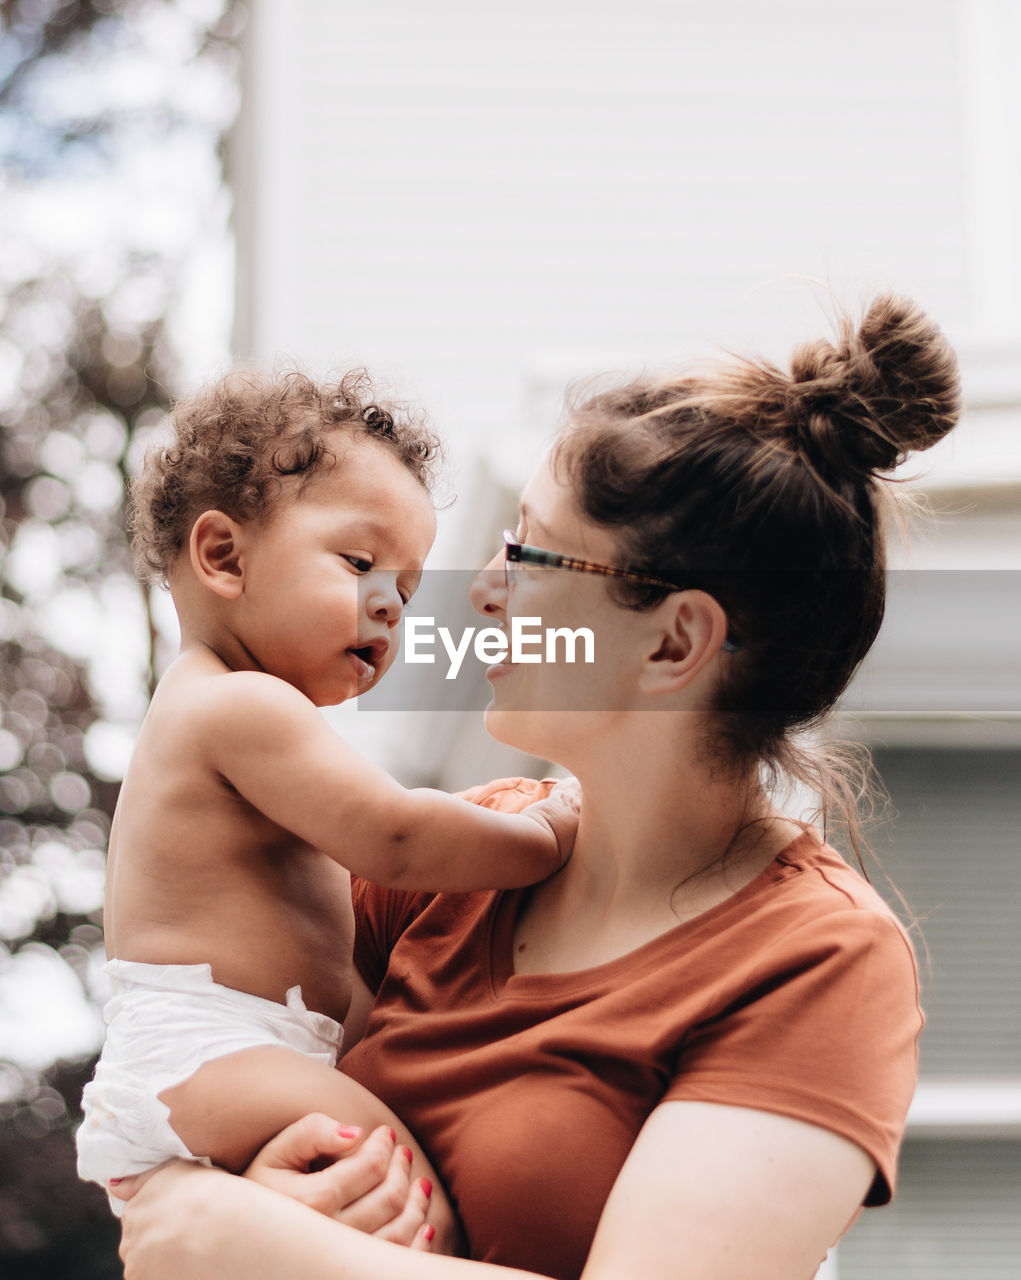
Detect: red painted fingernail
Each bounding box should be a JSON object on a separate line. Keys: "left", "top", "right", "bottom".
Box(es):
{"left": 387, "top": 1127, "right": 397, "bottom": 1142}
{"left": 108, "top": 1178, "right": 123, "bottom": 1187}
{"left": 401, "top": 1145, "right": 413, "bottom": 1163}
{"left": 424, "top": 1224, "right": 436, "bottom": 1243}
{"left": 337, "top": 1125, "right": 362, "bottom": 1139}
{"left": 420, "top": 1177, "right": 433, "bottom": 1198}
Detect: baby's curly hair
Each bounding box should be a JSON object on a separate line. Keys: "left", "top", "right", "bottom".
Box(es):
{"left": 130, "top": 368, "right": 441, "bottom": 583}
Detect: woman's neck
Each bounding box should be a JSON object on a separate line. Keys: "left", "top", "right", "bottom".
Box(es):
{"left": 551, "top": 718, "right": 795, "bottom": 920}
{"left": 512, "top": 755, "right": 798, "bottom": 976}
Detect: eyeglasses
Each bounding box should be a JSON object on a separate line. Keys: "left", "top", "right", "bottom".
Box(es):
{"left": 503, "top": 531, "right": 679, "bottom": 592}
{"left": 502, "top": 530, "right": 740, "bottom": 651}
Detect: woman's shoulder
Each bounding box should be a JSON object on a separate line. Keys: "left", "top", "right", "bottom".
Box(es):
{"left": 742, "top": 831, "right": 919, "bottom": 973}
{"left": 456, "top": 775, "right": 560, "bottom": 811}
{"left": 774, "top": 832, "right": 905, "bottom": 917}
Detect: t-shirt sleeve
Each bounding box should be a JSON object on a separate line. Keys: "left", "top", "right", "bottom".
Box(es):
{"left": 351, "top": 877, "right": 433, "bottom": 993}
{"left": 664, "top": 909, "right": 923, "bottom": 1204}
{"left": 351, "top": 775, "right": 559, "bottom": 992}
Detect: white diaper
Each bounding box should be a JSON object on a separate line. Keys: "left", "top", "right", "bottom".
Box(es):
{"left": 76, "top": 958, "right": 344, "bottom": 1210}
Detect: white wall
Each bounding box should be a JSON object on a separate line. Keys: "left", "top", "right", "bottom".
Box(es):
{"left": 236, "top": 0, "right": 1020, "bottom": 497}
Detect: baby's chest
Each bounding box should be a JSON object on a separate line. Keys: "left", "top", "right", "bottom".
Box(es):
{"left": 227, "top": 847, "right": 354, "bottom": 1015}
{"left": 260, "top": 850, "right": 355, "bottom": 955}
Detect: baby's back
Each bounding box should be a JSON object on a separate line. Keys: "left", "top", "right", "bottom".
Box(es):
{"left": 104, "top": 655, "right": 355, "bottom": 1026}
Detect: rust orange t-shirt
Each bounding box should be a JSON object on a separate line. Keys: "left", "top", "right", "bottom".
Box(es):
{"left": 344, "top": 778, "right": 922, "bottom": 1280}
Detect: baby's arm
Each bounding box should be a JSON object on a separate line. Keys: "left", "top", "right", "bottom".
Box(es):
{"left": 199, "top": 672, "right": 577, "bottom": 890}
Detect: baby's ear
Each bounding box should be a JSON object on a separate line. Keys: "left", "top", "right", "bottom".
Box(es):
{"left": 189, "top": 510, "right": 245, "bottom": 599}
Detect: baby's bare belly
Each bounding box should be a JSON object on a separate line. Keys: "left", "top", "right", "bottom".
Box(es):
{"left": 110, "top": 855, "right": 356, "bottom": 1027}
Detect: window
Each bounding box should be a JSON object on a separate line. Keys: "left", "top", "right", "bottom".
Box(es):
{"left": 837, "top": 748, "right": 1021, "bottom": 1278}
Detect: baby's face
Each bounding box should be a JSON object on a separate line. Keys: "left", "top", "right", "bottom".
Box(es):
{"left": 233, "top": 436, "right": 437, "bottom": 706}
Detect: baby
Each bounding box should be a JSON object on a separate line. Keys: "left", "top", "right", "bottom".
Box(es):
{"left": 76, "top": 370, "right": 575, "bottom": 1230}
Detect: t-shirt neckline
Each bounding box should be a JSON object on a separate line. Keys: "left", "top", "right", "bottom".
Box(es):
{"left": 487, "top": 830, "right": 824, "bottom": 999}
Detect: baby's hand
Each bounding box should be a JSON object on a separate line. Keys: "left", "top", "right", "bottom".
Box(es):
{"left": 521, "top": 777, "right": 581, "bottom": 869}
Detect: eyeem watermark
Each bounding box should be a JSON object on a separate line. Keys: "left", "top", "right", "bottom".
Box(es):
{"left": 359, "top": 568, "right": 1021, "bottom": 713}
{"left": 405, "top": 616, "right": 595, "bottom": 680}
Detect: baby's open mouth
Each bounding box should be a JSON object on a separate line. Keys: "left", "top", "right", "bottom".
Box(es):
{"left": 347, "top": 638, "right": 388, "bottom": 681}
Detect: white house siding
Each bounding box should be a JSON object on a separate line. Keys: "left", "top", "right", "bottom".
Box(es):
{"left": 234, "top": 4, "right": 1021, "bottom": 1276}
{"left": 237, "top": 0, "right": 973, "bottom": 474}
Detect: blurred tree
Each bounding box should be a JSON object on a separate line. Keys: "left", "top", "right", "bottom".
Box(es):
{"left": 0, "top": 1, "right": 240, "bottom": 1272}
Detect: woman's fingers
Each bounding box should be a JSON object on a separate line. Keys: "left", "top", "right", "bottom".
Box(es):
{"left": 245, "top": 1111, "right": 362, "bottom": 1174}
{"left": 410, "top": 1222, "right": 438, "bottom": 1252}
{"left": 306, "top": 1125, "right": 401, "bottom": 1217}
{"left": 372, "top": 1173, "right": 434, "bottom": 1246}
{"left": 246, "top": 1122, "right": 407, "bottom": 1224}
{"left": 241, "top": 1116, "right": 441, "bottom": 1245}
{"left": 323, "top": 1138, "right": 416, "bottom": 1232}
{"left": 247, "top": 1120, "right": 437, "bottom": 1241}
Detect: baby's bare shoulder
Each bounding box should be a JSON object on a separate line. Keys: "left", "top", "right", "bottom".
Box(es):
{"left": 134, "top": 656, "right": 339, "bottom": 810}
{"left": 203, "top": 669, "right": 319, "bottom": 732}
{"left": 152, "top": 660, "right": 309, "bottom": 724}
{"left": 185, "top": 669, "right": 331, "bottom": 771}
{"left": 137, "top": 664, "right": 312, "bottom": 780}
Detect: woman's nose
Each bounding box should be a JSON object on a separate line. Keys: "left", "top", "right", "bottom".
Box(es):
{"left": 470, "top": 550, "right": 507, "bottom": 618}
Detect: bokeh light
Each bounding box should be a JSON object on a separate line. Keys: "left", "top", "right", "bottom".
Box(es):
{"left": 1, "top": 6, "right": 241, "bottom": 1268}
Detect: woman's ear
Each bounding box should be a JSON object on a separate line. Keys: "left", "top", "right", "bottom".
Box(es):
{"left": 189, "top": 510, "right": 246, "bottom": 599}
{"left": 637, "top": 590, "right": 732, "bottom": 696}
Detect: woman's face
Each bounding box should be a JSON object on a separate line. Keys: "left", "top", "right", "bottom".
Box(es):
{"left": 469, "top": 453, "right": 649, "bottom": 760}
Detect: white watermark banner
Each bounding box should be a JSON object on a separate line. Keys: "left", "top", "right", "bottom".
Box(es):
{"left": 355, "top": 570, "right": 1021, "bottom": 714}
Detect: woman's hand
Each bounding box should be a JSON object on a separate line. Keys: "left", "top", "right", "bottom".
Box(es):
{"left": 116, "top": 1158, "right": 438, "bottom": 1280}
{"left": 116, "top": 1162, "right": 245, "bottom": 1280}
{"left": 243, "top": 1112, "right": 435, "bottom": 1246}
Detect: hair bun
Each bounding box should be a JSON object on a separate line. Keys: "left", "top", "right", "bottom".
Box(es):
{"left": 785, "top": 293, "right": 961, "bottom": 477}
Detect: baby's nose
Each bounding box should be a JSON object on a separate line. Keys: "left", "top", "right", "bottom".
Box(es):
{"left": 365, "top": 577, "right": 404, "bottom": 622}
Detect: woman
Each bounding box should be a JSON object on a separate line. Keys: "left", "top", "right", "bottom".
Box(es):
{"left": 117, "top": 293, "right": 959, "bottom": 1279}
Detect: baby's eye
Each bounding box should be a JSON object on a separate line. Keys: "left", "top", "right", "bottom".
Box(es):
{"left": 343, "top": 554, "right": 373, "bottom": 573}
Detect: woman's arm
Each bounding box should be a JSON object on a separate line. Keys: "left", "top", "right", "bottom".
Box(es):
{"left": 119, "top": 1100, "right": 875, "bottom": 1280}
{"left": 118, "top": 1163, "right": 535, "bottom": 1280}
{"left": 582, "top": 1100, "right": 874, "bottom": 1280}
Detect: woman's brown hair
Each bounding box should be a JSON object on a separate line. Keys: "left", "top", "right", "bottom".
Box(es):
{"left": 552, "top": 294, "right": 961, "bottom": 860}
